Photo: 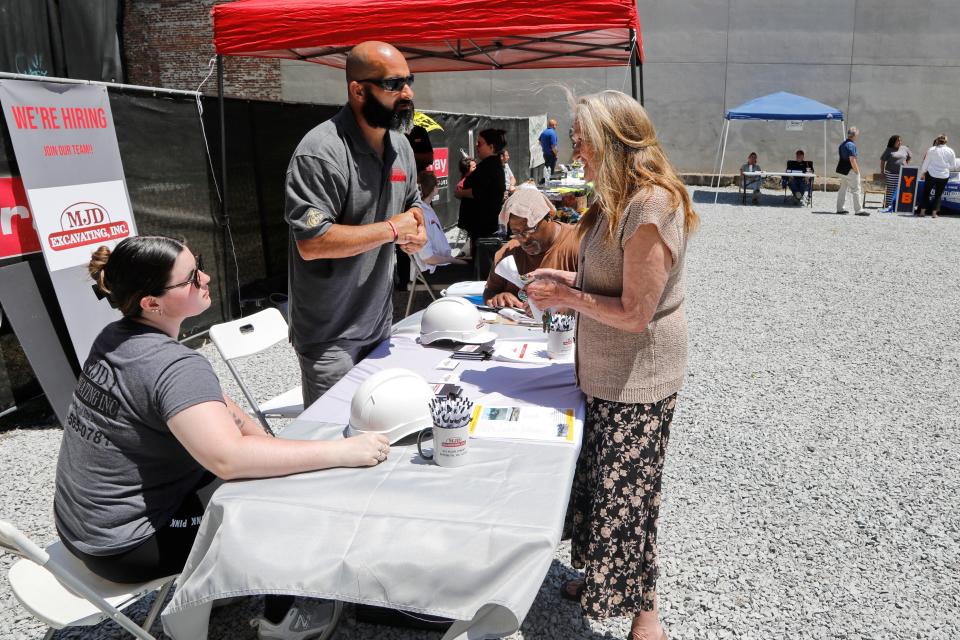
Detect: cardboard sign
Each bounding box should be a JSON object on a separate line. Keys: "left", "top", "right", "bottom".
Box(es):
{"left": 895, "top": 166, "right": 919, "bottom": 213}
{"left": 786, "top": 120, "right": 803, "bottom": 131}
{"left": 0, "top": 79, "right": 137, "bottom": 360}
{"left": 0, "top": 176, "right": 41, "bottom": 259}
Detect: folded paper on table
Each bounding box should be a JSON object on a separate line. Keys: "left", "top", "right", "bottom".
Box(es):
{"left": 493, "top": 339, "right": 574, "bottom": 364}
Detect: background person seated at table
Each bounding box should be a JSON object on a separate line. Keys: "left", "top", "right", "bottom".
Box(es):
{"left": 54, "top": 236, "right": 390, "bottom": 639}
{"left": 483, "top": 188, "right": 579, "bottom": 309}
{"left": 781, "top": 149, "right": 814, "bottom": 204}
{"left": 740, "top": 151, "right": 762, "bottom": 204}
{"left": 415, "top": 169, "right": 466, "bottom": 272}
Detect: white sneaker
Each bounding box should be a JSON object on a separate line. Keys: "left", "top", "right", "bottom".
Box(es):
{"left": 251, "top": 601, "right": 342, "bottom": 640}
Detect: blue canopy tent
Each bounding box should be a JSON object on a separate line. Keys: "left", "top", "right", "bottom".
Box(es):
{"left": 713, "top": 92, "right": 845, "bottom": 203}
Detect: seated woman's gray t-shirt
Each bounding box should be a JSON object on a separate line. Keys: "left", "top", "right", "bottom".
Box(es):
{"left": 54, "top": 318, "right": 225, "bottom": 556}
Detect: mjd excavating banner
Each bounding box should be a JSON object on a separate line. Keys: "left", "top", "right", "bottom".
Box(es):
{"left": 0, "top": 79, "right": 136, "bottom": 360}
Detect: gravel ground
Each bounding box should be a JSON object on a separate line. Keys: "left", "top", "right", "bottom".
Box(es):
{"left": 2, "top": 186, "right": 959, "bottom": 639}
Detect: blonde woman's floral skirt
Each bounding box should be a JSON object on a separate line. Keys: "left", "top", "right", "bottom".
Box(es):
{"left": 570, "top": 393, "right": 677, "bottom": 617}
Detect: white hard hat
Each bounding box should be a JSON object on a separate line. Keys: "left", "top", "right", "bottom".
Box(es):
{"left": 346, "top": 368, "right": 434, "bottom": 444}
{"left": 420, "top": 297, "right": 497, "bottom": 345}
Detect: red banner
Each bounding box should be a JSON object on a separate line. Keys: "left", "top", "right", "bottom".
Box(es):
{"left": 0, "top": 177, "right": 41, "bottom": 259}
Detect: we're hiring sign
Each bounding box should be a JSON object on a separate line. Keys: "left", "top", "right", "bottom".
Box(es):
{"left": 0, "top": 79, "right": 137, "bottom": 359}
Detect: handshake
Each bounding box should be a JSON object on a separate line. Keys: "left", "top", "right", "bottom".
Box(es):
{"left": 391, "top": 207, "right": 427, "bottom": 254}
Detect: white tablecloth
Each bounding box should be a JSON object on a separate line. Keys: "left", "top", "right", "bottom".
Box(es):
{"left": 162, "top": 317, "right": 584, "bottom": 640}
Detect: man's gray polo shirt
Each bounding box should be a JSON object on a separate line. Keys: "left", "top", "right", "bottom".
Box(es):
{"left": 284, "top": 105, "right": 422, "bottom": 355}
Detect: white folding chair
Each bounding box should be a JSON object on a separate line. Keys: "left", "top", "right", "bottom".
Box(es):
{"left": 0, "top": 519, "right": 175, "bottom": 640}
{"left": 208, "top": 308, "right": 303, "bottom": 435}
{"left": 405, "top": 255, "right": 439, "bottom": 317}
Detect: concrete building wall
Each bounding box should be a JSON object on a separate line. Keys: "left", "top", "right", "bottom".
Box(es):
{"left": 635, "top": 0, "right": 960, "bottom": 175}
{"left": 281, "top": 0, "right": 960, "bottom": 176}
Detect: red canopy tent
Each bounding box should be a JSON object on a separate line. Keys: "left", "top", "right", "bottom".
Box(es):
{"left": 213, "top": 0, "right": 642, "bottom": 78}
{"left": 209, "top": 0, "right": 644, "bottom": 315}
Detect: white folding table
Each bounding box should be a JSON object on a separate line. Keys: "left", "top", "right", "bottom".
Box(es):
{"left": 162, "top": 315, "right": 585, "bottom": 640}
{"left": 741, "top": 171, "right": 816, "bottom": 206}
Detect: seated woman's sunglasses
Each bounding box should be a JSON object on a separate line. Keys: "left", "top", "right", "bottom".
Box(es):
{"left": 161, "top": 254, "right": 203, "bottom": 291}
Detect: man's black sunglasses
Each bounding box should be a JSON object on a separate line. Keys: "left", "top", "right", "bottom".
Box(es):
{"left": 161, "top": 254, "right": 203, "bottom": 291}
{"left": 359, "top": 75, "right": 415, "bottom": 92}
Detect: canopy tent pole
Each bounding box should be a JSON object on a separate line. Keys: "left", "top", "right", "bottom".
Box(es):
{"left": 217, "top": 55, "right": 233, "bottom": 319}
{"left": 638, "top": 57, "right": 644, "bottom": 106}
{"left": 714, "top": 120, "right": 731, "bottom": 205}
{"left": 823, "top": 120, "right": 827, "bottom": 192}
{"left": 629, "top": 29, "right": 638, "bottom": 102}
{"left": 711, "top": 118, "right": 727, "bottom": 190}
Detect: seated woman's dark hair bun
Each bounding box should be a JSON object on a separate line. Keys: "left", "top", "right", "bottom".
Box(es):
{"left": 88, "top": 237, "right": 187, "bottom": 317}
{"left": 88, "top": 245, "right": 113, "bottom": 299}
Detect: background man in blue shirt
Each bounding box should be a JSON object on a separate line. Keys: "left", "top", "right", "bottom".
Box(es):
{"left": 539, "top": 118, "right": 559, "bottom": 182}
{"left": 836, "top": 126, "right": 867, "bottom": 215}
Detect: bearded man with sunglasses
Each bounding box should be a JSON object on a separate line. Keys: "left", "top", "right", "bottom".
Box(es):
{"left": 483, "top": 188, "right": 579, "bottom": 310}
{"left": 284, "top": 41, "right": 428, "bottom": 406}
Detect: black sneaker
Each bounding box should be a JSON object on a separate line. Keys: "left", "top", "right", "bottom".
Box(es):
{"left": 836, "top": 210, "right": 849, "bottom": 214}
{"left": 855, "top": 211, "right": 870, "bottom": 216}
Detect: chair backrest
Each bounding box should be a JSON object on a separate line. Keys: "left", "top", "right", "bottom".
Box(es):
{"left": 209, "top": 307, "right": 288, "bottom": 361}
{"left": 0, "top": 519, "right": 49, "bottom": 565}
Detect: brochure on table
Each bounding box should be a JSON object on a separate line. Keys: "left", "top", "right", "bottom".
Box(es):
{"left": 469, "top": 405, "right": 577, "bottom": 443}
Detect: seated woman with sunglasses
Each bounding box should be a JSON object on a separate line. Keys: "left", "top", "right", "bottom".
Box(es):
{"left": 483, "top": 188, "right": 579, "bottom": 310}
{"left": 54, "top": 235, "right": 389, "bottom": 638}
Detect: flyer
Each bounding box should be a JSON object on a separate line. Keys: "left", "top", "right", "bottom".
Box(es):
{"left": 468, "top": 405, "right": 576, "bottom": 443}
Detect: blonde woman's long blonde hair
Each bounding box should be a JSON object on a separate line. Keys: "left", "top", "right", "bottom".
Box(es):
{"left": 575, "top": 90, "right": 699, "bottom": 241}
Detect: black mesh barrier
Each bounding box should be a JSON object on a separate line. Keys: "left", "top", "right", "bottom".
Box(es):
{"left": 109, "top": 90, "right": 227, "bottom": 336}
{"left": 0, "top": 83, "right": 535, "bottom": 413}
{"left": 423, "top": 112, "right": 532, "bottom": 230}
{"left": 240, "top": 101, "right": 340, "bottom": 279}
{"left": 0, "top": 0, "right": 120, "bottom": 82}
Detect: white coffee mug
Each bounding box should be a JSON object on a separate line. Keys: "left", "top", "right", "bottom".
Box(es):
{"left": 547, "top": 329, "right": 575, "bottom": 358}
{"left": 417, "top": 424, "right": 469, "bottom": 467}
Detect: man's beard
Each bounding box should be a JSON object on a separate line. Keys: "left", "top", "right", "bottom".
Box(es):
{"left": 520, "top": 239, "right": 544, "bottom": 256}
{"left": 361, "top": 87, "right": 414, "bottom": 133}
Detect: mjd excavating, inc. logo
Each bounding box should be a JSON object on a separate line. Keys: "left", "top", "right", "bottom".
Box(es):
{"left": 48, "top": 201, "right": 130, "bottom": 251}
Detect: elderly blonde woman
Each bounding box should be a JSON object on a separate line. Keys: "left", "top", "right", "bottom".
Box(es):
{"left": 527, "top": 90, "right": 698, "bottom": 640}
